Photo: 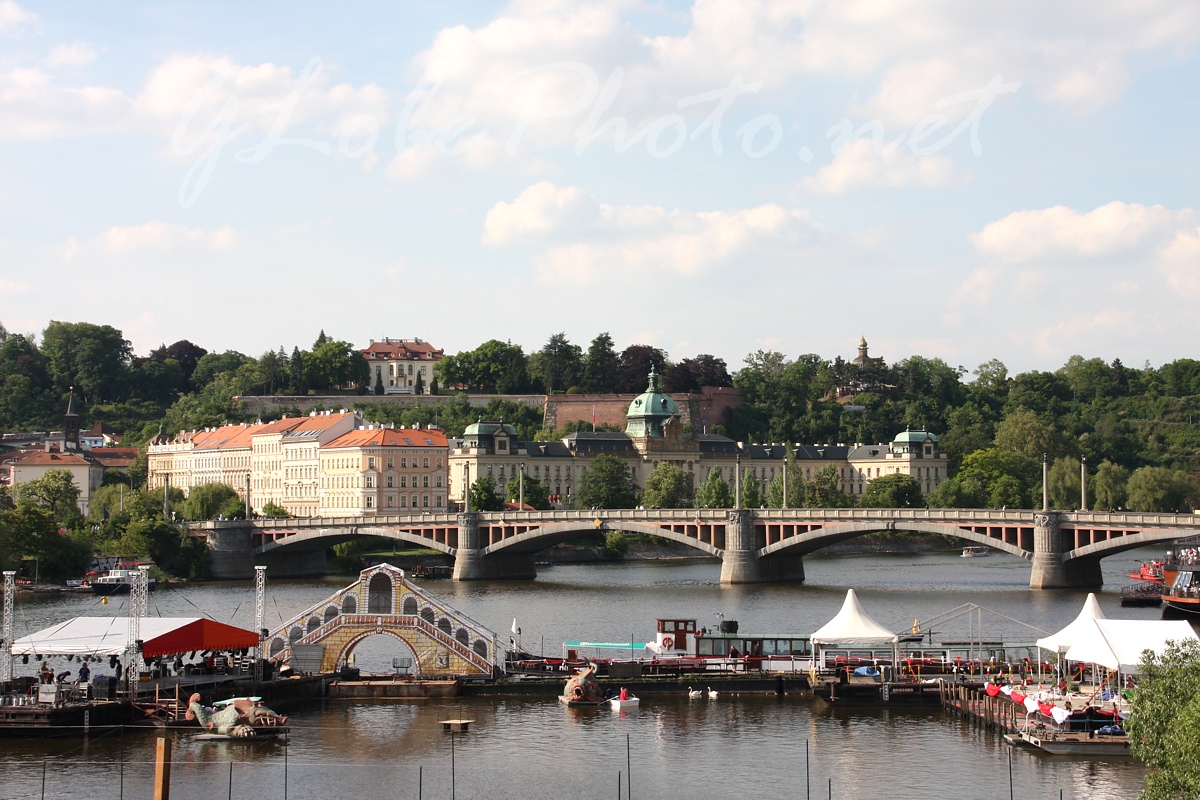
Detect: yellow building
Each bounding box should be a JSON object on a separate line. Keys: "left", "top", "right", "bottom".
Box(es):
{"left": 320, "top": 425, "right": 449, "bottom": 515}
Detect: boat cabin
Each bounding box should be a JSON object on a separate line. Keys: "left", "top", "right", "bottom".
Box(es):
{"left": 655, "top": 619, "right": 813, "bottom": 660}
{"left": 655, "top": 619, "right": 696, "bottom": 654}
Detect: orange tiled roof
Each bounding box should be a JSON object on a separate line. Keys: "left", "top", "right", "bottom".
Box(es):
{"left": 11, "top": 450, "right": 96, "bottom": 467}
{"left": 324, "top": 428, "right": 448, "bottom": 449}
{"left": 361, "top": 339, "right": 444, "bottom": 361}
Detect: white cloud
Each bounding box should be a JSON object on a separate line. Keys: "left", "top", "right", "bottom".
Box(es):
{"left": 1158, "top": 226, "right": 1200, "bottom": 296}
{"left": 0, "top": 0, "right": 35, "bottom": 34}
{"left": 0, "top": 54, "right": 390, "bottom": 145}
{"left": 970, "top": 201, "right": 1195, "bottom": 263}
{"left": 0, "top": 277, "right": 29, "bottom": 293}
{"left": 95, "top": 221, "right": 237, "bottom": 254}
{"left": 803, "top": 138, "right": 957, "bottom": 194}
{"left": 44, "top": 43, "right": 98, "bottom": 69}
{"left": 483, "top": 181, "right": 886, "bottom": 285}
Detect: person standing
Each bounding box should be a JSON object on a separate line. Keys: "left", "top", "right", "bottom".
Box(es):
{"left": 78, "top": 661, "right": 91, "bottom": 683}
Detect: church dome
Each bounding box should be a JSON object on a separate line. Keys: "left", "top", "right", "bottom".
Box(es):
{"left": 625, "top": 367, "right": 680, "bottom": 438}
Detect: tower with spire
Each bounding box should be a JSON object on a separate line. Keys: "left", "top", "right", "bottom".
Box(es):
{"left": 63, "top": 388, "right": 80, "bottom": 451}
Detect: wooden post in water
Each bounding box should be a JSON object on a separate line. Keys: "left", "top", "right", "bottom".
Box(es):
{"left": 153, "top": 736, "right": 172, "bottom": 800}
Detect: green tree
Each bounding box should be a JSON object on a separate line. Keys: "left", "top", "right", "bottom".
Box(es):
{"left": 1092, "top": 460, "right": 1130, "bottom": 511}
{"left": 468, "top": 477, "right": 505, "bottom": 512}
{"left": 260, "top": 501, "right": 290, "bottom": 518}
{"left": 436, "top": 339, "right": 530, "bottom": 394}
{"left": 988, "top": 475, "right": 1024, "bottom": 509}
{"left": 15, "top": 469, "right": 81, "bottom": 522}
{"left": 1126, "top": 467, "right": 1196, "bottom": 513}
{"left": 642, "top": 462, "right": 693, "bottom": 509}
{"left": 740, "top": 468, "right": 765, "bottom": 508}
{"left": 695, "top": 468, "right": 735, "bottom": 509}
{"left": 861, "top": 473, "right": 924, "bottom": 507}
{"left": 1047, "top": 456, "right": 1083, "bottom": 510}
{"left": 1127, "top": 638, "right": 1200, "bottom": 800}
{"left": 993, "top": 408, "right": 1074, "bottom": 461}
{"left": 40, "top": 320, "right": 133, "bottom": 403}
{"left": 662, "top": 354, "right": 732, "bottom": 393}
{"left": 765, "top": 460, "right": 802, "bottom": 508}
{"left": 802, "top": 465, "right": 850, "bottom": 508}
{"left": 575, "top": 454, "right": 638, "bottom": 509}
{"left": 529, "top": 333, "right": 583, "bottom": 393}
{"left": 927, "top": 476, "right": 988, "bottom": 508}
{"left": 506, "top": 473, "right": 551, "bottom": 510}
{"left": 582, "top": 332, "right": 621, "bottom": 393}
{"left": 191, "top": 350, "right": 250, "bottom": 389}
{"left": 616, "top": 344, "right": 669, "bottom": 393}
{"left": 180, "top": 483, "right": 241, "bottom": 520}
{"left": 603, "top": 530, "right": 629, "bottom": 559}
{"left": 957, "top": 448, "right": 1038, "bottom": 506}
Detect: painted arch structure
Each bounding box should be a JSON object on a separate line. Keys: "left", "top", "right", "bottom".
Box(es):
{"left": 265, "top": 563, "right": 496, "bottom": 675}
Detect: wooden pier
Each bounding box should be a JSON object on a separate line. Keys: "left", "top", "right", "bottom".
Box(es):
{"left": 939, "top": 681, "right": 1019, "bottom": 734}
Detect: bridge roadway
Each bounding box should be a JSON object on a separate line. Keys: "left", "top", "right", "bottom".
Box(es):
{"left": 195, "top": 508, "right": 1200, "bottom": 588}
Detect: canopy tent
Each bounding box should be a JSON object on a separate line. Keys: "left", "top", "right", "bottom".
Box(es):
{"left": 811, "top": 589, "right": 898, "bottom": 645}
{"left": 1035, "top": 593, "right": 1107, "bottom": 653}
{"left": 1062, "top": 618, "right": 1199, "bottom": 673}
{"left": 11, "top": 617, "right": 259, "bottom": 660}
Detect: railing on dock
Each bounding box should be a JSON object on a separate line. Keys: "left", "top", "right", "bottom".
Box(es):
{"left": 939, "top": 681, "right": 1019, "bottom": 735}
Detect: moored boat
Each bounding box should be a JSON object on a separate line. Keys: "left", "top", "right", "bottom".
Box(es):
{"left": 558, "top": 664, "right": 611, "bottom": 707}
{"left": 90, "top": 568, "right": 157, "bottom": 596}
{"left": 1120, "top": 583, "right": 1162, "bottom": 607}
{"left": 1162, "top": 565, "right": 1200, "bottom": 617}
{"left": 961, "top": 546, "right": 989, "bottom": 558}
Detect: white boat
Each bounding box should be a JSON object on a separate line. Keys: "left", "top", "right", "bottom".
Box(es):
{"left": 961, "top": 546, "right": 989, "bottom": 558}
{"left": 90, "top": 568, "right": 158, "bottom": 595}
{"left": 609, "top": 695, "right": 639, "bottom": 710}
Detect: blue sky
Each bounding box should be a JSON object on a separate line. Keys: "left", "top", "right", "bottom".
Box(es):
{"left": 1, "top": 0, "right": 1197, "bottom": 376}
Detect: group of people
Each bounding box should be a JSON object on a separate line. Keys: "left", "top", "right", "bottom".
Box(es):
{"left": 38, "top": 658, "right": 117, "bottom": 685}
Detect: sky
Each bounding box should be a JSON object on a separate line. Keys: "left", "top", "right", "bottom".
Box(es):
{"left": 1, "top": 0, "right": 1198, "bottom": 377}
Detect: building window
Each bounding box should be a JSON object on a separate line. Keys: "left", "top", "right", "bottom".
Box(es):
{"left": 387, "top": 496, "right": 394, "bottom": 507}
{"left": 366, "top": 496, "right": 374, "bottom": 508}
{"left": 368, "top": 457, "right": 376, "bottom": 469}
{"left": 400, "top": 457, "right": 407, "bottom": 468}
{"left": 422, "top": 494, "right": 429, "bottom": 507}
{"left": 436, "top": 495, "right": 443, "bottom": 507}
{"left": 401, "top": 494, "right": 408, "bottom": 507}
{"left": 422, "top": 476, "right": 429, "bottom": 488}
{"left": 400, "top": 475, "right": 407, "bottom": 488}
{"left": 436, "top": 475, "right": 443, "bottom": 488}
{"left": 423, "top": 457, "right": 430, "bottom": 468}
{"left": 387, "top": 476, "right": 394, "bottom": 488}
{"left": 387, "top": 457, "right": 394, "bottom": 468}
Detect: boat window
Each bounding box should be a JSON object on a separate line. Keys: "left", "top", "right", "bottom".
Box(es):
{"left": 761, "top": 639, "right": 777, "bottom": 656}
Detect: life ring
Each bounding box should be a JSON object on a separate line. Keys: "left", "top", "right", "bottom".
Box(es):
{"left": 662, "top": 637, "right": 674, "bottom": 649}
{"left": 572, "top": 686, "right": 584, "bottom": 699}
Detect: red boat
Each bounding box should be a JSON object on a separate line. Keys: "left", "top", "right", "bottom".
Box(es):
{"left": 1129, "top": 561, "right": 1166, "bottom": 584}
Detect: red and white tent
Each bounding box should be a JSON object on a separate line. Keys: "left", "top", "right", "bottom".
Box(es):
{"left": 12, "top": 617, "right": 259, "bottom": 659}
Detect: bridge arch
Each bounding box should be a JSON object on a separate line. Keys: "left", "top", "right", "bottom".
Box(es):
{"left": 337, "top": 629, "right": 419, "bottom": 672}
{"left": 256, "top": 527, "right": 455, "bottom": 556}
{"left": 759, "top": 521, "right": 1031, "bottom": 560}
{"left": 367, "top": 572, "right": 393, "bottom": 612}
{"left": 484, "top": 521, "right": 721, "bottom": 558}
{"left": 1067, "top": 527, "right": 1190, "bottom": 561}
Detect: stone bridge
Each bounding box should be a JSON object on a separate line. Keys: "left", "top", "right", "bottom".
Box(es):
{"left": 265, "top": 563, "right": 497, "bottom": 675}
{"left": 195, "top": 508, "right": 1200, "bottom": 589}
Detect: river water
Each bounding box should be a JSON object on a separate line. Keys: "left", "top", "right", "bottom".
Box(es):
{"left": 1, "top": 546, "right": 1172, "bottom": 799}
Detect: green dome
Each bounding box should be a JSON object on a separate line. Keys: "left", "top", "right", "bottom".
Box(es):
{"left": 625, "top": 367, "right": 679, "bottom": 438}
{"left": 463, "top": 421, "right": 517, "bottom": 437}
{"left": 893, "top": 429, "right": 937, "bottom": 443}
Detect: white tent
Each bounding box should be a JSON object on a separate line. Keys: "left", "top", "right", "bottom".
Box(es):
{"left": 11, "top": 617, "right": 259, "bottom": 659}
{"left": 1063, "top": 618, "right": 1199, "bottom": 673}
{"left": 811, "top": 589, "right": 897, "bottom": 644}
{"left": 1035, "top": 593, "right": 1107, "bottom": 653}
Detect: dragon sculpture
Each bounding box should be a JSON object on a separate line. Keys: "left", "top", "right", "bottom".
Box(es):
{"left": 560, "top": 664, "right": 608, "bottom": 705}
{"left": 186, "top": 694, "right": 288, "bottom": 738}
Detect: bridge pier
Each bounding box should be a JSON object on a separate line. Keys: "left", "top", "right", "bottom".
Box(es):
{"left": 720, "top": 510, "right": 805, "bottom": 584}
{"left": 206, "top": 523, "right": 328, "bottom": 579}
{"left": 452, "top": 513, "right": 537, "bottom": 581}
{"left": 1030, "top": 512, "right": 1102, "bottom": 589}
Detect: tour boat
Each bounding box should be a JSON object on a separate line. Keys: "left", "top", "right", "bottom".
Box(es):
{"left": 1162, "top": 566, "right": 1200, "bottom": 617}
{"left": 89, "top": 569, "right": 157, "bottom": 595}
{"left": 961, "top": 546, "right": 989, "bottom": 558}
